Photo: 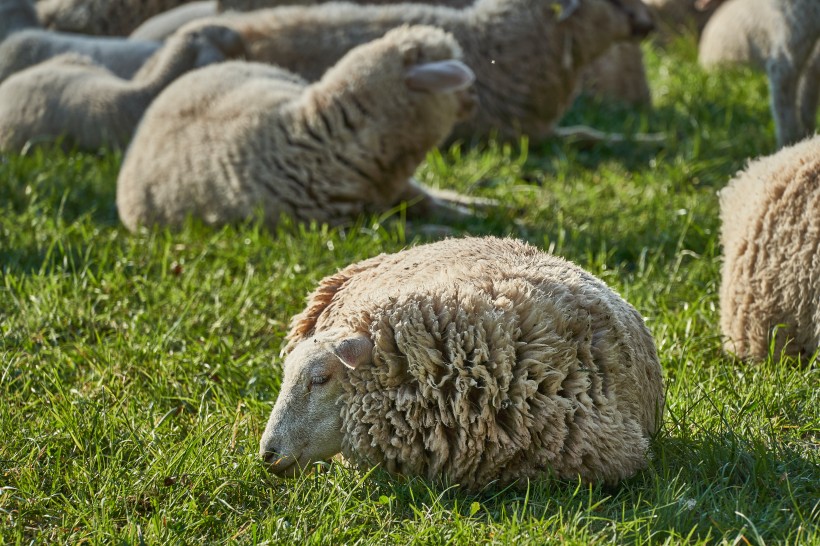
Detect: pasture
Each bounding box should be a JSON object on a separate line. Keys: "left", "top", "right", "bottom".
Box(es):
{"left": 1, "top": 36, "right": 818, "bottom": 544}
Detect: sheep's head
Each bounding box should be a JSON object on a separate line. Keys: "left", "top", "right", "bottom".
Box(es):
{"left": 259, "top": 331, "right": 373, "bottom": 477}
{"left": 313, "top": 25, "right": 476, "bottom": 151}
{"left": 183, "top": 24, "right": 247, "bottom": 68}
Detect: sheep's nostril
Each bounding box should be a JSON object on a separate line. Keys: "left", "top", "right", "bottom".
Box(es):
{"left": 261, "top": 448, "right": 280, "bottom": 464}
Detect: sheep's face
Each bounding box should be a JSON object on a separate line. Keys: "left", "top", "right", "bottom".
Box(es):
{"left": 259, "top": 332, "right": 374, "bottom": 477}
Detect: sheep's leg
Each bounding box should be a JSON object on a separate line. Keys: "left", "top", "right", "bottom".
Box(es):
{"left": 553, "top": 125, "right": 665, "bottom": 144}
{"left": 395, "top": 179, "right": 497, "bottom": 222}
{"left": 768, "top": 52, "right": 804, "bottom": 147}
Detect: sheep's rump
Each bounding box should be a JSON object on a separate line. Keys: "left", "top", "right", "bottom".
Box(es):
{"left": 288, "top": 237, "right": 664, "bottom": 487}
{"left": 719, "top": 135, "right": 820, "bottom": 361}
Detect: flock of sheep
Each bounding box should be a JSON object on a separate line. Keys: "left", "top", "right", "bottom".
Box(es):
{"left": 1, "top": 0, "right": 818, "bottom": 490}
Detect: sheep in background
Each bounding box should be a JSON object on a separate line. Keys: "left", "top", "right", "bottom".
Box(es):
{"left": 580, "top": 42, "right": 651, "bottom": 105}
{"left": 0, "top": 0, "right": 39, "bottom": 43}
{"left": 0, "top": 25, "right": 245, "bottom": 152}
{"left": 643, "top": 0, "right": 722, "bottom": 40}
{"left": 136, "top": 0, "right": 653, "bottom": 108}
{"left": 0, "top": 29, "right": 162, "bottom": 84}
{"left": 117, "top": 25, "right": 482, "bottom": 231}
{"left": 35, "top": 0, "right": 197, "bottom": 36}
{"left": 699, "top": 0, "right": 819, "bottom": 148}
{"left": 260, "top": 236, "right": 664, "bottom": 489}
{"left": 178, "top": 0, "right": 656, "bottom": 142}
{"left": 719, "top": 135, "right": 820, "bottom": 361}
{"left": 131, "top": 1, "right": 218, "bottom": 41}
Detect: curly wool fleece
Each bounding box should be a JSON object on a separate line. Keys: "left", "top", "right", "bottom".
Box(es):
{"left": 284, "top": 237, "right": 665, "bottom": 488}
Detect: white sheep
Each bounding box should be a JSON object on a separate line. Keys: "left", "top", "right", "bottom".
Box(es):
{"left": 719, "top": 134, "right": 820, "bottom": 361}
{"left": 0, "top": 24, "right": 245, "bottom": 152}
{"left": 178, "top": 0, "right": 657, "bottom": 141}
{"left": 0, "top": 0, "right": 39, "bottom": 43}
{"left": 260, "top": 236, "right": 665, "bottom": 489}
{"left": 36, "top": 0, "right": 196, "bottom": 36}
{"left": 699, "top": 0, "right": 820, "bottom": 148}
{"left": 0, "top": 29, "right": 162, "bottom": 84}
{"left": 116, "top": 25, "right": 481, "bottom": 231}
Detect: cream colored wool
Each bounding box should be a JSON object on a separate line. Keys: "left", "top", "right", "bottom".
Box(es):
{"left": 116, "top": 25, "right": 478, "bottom": 231}
{"left": 261, "top": 236, "right": 665, "bottom": 489}
{"left": 130, "top": 1, "right": 217, "bottom": 41}
{"left": 179, "top": 0, "right": 655, "bottom": 141}
{"left": 0, "top": 25, "right": 244, "bottom": 152}
{"left": 719, "top": 135, "right": 820, "bottom": 361}
{"left": 36, "top": 0, "right": 198, "bottom": 35}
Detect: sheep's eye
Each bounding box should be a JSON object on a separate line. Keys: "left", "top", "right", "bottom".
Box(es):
{"left": 311, "top": 375, "right": 330, "bottom": 386}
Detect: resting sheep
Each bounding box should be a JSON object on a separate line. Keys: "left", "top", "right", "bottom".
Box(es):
{"left": 0, "top": 28, "right": 161, "bottom": 84}
{"left": 0, "top": 0, "right": 39, "bottom": 43}
{"left": 0, "top": 24, "right": 244, "bottom": 152}
{"left": 179, "top": 0, "right": 656, "bottom": 141}
{"left": 719, "top": 135, "right": 820, "bottom": 361}
{"left": 116, "top": 25, "right": 480, "bottom": 231}
{"left": 259, "top": 236, "right": 665, "bottom": 489}
{"left": 699, "top": 0, "right": 820, "bottom": 148}
{"left": 36, "top": 0, "right": 197, "bottom": 36}
{"left": 130, "top": 1, "right": 218, "bottom": 41}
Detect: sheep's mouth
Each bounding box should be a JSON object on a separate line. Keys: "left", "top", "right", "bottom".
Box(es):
{"left": 263, "top": 453, "right": 300, "bottom": 477}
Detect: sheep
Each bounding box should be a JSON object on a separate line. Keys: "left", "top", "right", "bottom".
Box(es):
{"left": 0, "top": 0, "right": 39, "bottom": 43}
{"left": 699, "top": 0, "right": 820, "bottom": 148}
{"left": 155, "top": 0, "right": 653, "bottom": 108}
{"left": 130, "top": 1, "right": 218, "bottom": 41}
{"left": 0, "top": 29, "right": 162, "bottom": 84}
{"left": 35, "top": 0, "right": 197, "bottom": 36}
{"left": 116, "top": 25, "right": 483, "bottom": 232}
{"left": 178, "top": 0, "right": 656, "bottom": 141}
{"left": 259, "top": 236, "right": 665, "bottom": 489}
{"left": 0, "top": 24, "right": 245, "bottom": 152}
{"left": 579, "top": 42, "right": 652, "bottom": 106}
{"left": 718, "top": 135, "right": 820, "bottom": 362}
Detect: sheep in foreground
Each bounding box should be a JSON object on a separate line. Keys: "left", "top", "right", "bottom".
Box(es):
{"left": 116, "top": 25, "right": 480, "bottom": 231}
{"left": 260, "top": 236, "right": 665, "bottom": 489}
{"left": 36, "top": 0, "right": 196, "bottom": 35}
{"left": 719, "top": 135, "right": 820, "bottom": 361}
{"left": 0, "top": 0, "right": 39, "bottom": 43}
{"left": 0, "top": 28, "right": 161, "bottom": 84}
{"left": 700, "top": 0, "right": 820, "bottom": 148}
{"left": 180, "top": 0, "right": 656, "bottom": 141}
{"left": 0, "top": 25, "right": 244, "bottom": 152}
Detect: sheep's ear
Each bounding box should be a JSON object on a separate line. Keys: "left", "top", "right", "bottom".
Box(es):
{"left": 405, "top": 60, "right": 475, "bottom": 93}
{"left": 331, "top": 335, "right": 374, "bottom": 369}
{"left": 552, "top": 0, "right": 580, "bottom": 21}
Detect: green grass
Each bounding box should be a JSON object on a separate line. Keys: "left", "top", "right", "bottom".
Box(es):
{"left": 1, "top": 37, "right": 818, "bottom": 545}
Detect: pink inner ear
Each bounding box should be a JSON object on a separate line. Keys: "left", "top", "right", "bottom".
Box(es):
{"left": 405, "top": 60, "right": 475, "bottom": 93}
{"left": 333, "top": 335, "right": 374, "bottom": 369}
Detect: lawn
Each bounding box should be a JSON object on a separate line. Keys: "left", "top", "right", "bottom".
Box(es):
{"left": 1, "top": 35, "right": 818, "bottom": 545}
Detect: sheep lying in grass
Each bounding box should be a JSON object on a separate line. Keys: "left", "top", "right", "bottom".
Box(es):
{"left": 140, "top": 0, "right": 653, "bottom": 108}
{"left": 117, "top": 25, "right": 481, "bottom": 231}
{"left": 0, "top": 28, "right": 161, "bottom": 84}
{"left": 179, "top": 0, "right": 656, "bottom": 141}
{"left": 0, "top": 0, "right": 39, "bottom": 43}
{"left": 719, "top": 135, "right": 820, "bottom": 361}
{"left": 699, "top": 0, "right": 820, "bottom": 147}
{"left": 0, "top": 25, "right": 244, "bottom": 152}
{"left": 260, "top": 236, "right": 665, "bottom": 489}
{"left": 36, "top": 0, "right": 196, "bottom": 35}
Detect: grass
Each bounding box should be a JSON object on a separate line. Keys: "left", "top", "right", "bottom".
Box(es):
{"left": 1, "top": 36, "right": 818, "bottom": 545}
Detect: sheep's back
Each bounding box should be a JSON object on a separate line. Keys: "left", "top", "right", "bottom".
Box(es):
{"left": 719, "top": 135, "right": 820, "bottom": 360}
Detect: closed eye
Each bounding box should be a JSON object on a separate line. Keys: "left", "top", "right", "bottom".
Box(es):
{"left": 311, "top": 375, "right": 330, "bottom": 386}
